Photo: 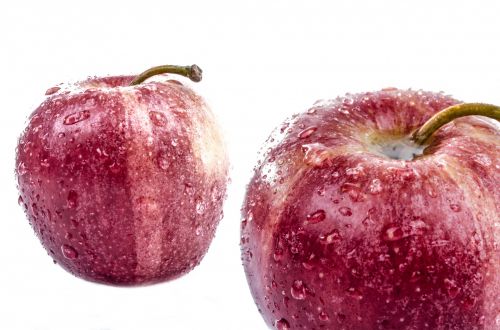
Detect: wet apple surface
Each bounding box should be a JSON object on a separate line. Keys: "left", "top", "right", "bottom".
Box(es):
{"left": 16, "top": 65, "right": 229, "bottom": 285}
{"left": 241, "top": 89, "right": 499, "bottom": 329}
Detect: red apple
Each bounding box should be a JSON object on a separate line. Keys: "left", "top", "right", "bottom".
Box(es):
{"left": 16, "top": 64, "right": 229, "bottom": 285}
{"left": 241, "top": 89, "right": 499, "bottom": 329}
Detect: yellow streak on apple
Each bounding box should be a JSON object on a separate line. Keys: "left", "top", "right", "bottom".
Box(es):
{"left": 189, "top": 101, "right": 228, "bottom": 178}
{"left": 123, "top": 90, "right": 165, "bottom": 279}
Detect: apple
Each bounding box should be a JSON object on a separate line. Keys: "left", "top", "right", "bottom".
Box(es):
{"left": 241, "top": 89, "right": 499, "bottom": 329}
{"left": 16, "top": 64, "right": 229, "bottom": 285}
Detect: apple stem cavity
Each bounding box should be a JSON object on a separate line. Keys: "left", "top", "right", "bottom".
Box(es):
{"left": 412, "top": 103, "right": 500, "bottom": 145}
{"left": 129, "top": 64, "right": 203, "bottom": 86}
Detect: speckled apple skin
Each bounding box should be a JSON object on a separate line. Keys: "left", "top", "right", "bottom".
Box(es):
{"left": 16, "top": 75, "right": 228, "bottom": 285}
{"left": 241, "top": 89, "right": 499, "bottom": 329}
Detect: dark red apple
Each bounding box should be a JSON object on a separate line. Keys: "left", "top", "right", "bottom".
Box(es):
{"left": 16, "top": 64, "right": 229, "bottom": 285}
{"left": 241, "top": 89, "right": 499, "bottom": 329}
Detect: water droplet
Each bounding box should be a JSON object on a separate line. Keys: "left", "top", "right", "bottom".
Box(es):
{"left": 342, "top": 96, "right": 354, "bottom": 106}
{"left": 305, "top": 209, "right": 326, "bottom": 224}
{"left": 450, "top": 204, "right": 461, "bottom": 212}
{"left": 302, "top": 260, "right": 314, "bottom": 270}
{"left": 109, "top": 162, "right": 121, "bottom": 174}
{"left": 302, "top": 143, "right": 335, "bottom": 167}
{"left": 196, "top": 200, "right": 205, "bottom": 214}
{"left": 195, "top": 225, "right": 202, "bottom": 236}
{"left": 298, "top": 126, "right": 317, "bottom": 139}
{"left": 291, "top": 280, "right": 306, "bottom": 300}
{"left": 300, "top": 253, "right": 316, "bottom": 270}
{"left": 57, "top": 132, "right": 66, "bottom": 138}
{"left": 428, "top": 188, "right": 437, "bottom": 198}
{"left": 318, "top": 311, "right": 329, "bottom": 321}
{"left": 275, "top": 318, "right": 290, "bottom": 330}
{"left": 67, "top": 190, "right": 78, "bottom": 208}
{"left": 245, "top": 250, "right": 253, "bottom": 260}
{"left": 157, "top": 152, "right": 170, "bottom": 170}
{"left": 410, "top": 270, "right": 422, "bottom": 283}
{"left": 273, "top": 248, "right": 284, "bottom": 261}
{"left": 17, "top": 162, "right": 27, "bottom": 176}
{"left": 444, "top": 278, "right": 460, "bottom": 298}
{"left": 339, "top": 207, "right": 352, "bottom": 217}
{"left": 18, "top": 196, "right": 24, "bottom": 206}
{"left": 65, "top": 232, "right": 73, "bottom": 240}
{"left": 40, "top": 158, "right": 50, "bottom": 167}
{"left": 347, "top": 287, "right": 363, "bottom": 300}
{"left": 45, "top": 86, "right": 61, "bottom": 95}
{"left": 63, "top": 110, "right": 90, "bottom": 125}
{"left": 368, "top": 178, "right": 382, "bottom": 194}
{"left": 61, "top": 244, "right": 78, "bottom": 259}
{"left": 383, "top": 226, "right": 403, "bottom": 241}
{"left": 149, "top": 111, "right": 167, "bottom": 126}
{"left": 340, "top": 182, "right": 365, "bottom": 202}
{"left": 431, "top": 240, "right": 449, "bottom": 247}
{"left": 409, "top": 219, "right": 428, "bottom": 235}
{"left": 319, "top": 229, "right": 341, "bottom": 244}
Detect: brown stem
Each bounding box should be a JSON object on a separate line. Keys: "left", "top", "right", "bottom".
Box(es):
{"left": 412, "top": 103, "right": 500, "bottom": 145}
{"left": 129, "top": 64, "right": 202, "bottom": 86}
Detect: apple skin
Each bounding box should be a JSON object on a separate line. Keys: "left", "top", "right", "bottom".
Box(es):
{"left": 241, "top": 89, "right": 499, "bottom": 329}
{"left": 16, "top": 74, "right": 228, "bottom": 285}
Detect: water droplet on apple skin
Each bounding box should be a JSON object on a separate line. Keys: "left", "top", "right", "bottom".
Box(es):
{"left": 383, "top": 226, "right": 404, "bottom": 241}
{"left": 17, "top": 162, "right": 27, "bottom": 176}
{"left": 195, "top": 199, "right": 205, "bottom": 214}
{"left": 149, "top": 111, "right": 167, "bottom": 126}
{"left": 368, "top": 178, "right": 382, "bottom": 194}
{"left": 45, "top": 86, "right": 61, "bottom": 95}
{"left": 338, "top": 206, "right": 352, "bottom": 216}
{"left": 63, "top": 110, "right": 90, "bottom": 125}
{"left": 156, "top": 152, "right": 170, "bottom": 170}
{"left": 275, "top": 318, "right": 290, "bottom": 330}
{"left": 61, "top": 244, "right": 78, "bottom": 259}
{"left": 318, "top": 311, "right": 329, "bottom": 321}
{"left": 291, "top": 280, "right": 307, "bottom": 300}
{"left": 298, "top": 126, "right": 317, "bottom": 139}
{"left": 305, "top": 209, "right": 326, "bottom": 224}
{"left": 450, "top": 204, "right": 461, "bottom": 212}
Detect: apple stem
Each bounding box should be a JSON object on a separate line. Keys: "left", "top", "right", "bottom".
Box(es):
{"left": 129, "top": 64, "right": 202, "bottom": 85}
{"left": 412, "top": 103, "right": 500, "bottom": 145}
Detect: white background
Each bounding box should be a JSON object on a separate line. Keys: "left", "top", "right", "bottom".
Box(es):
{"left": 1, "top": 1, "right": 499, "bottom": 329}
